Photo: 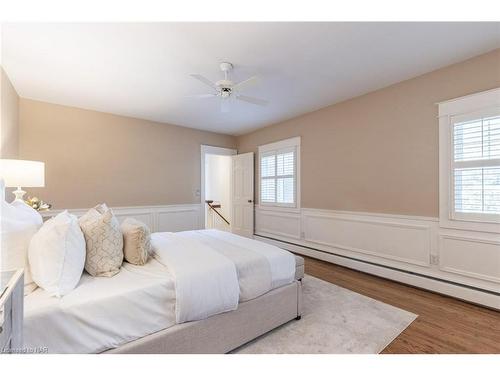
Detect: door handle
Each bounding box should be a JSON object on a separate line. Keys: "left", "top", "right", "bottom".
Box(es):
{"left": 248, "top": 200, "right": 253, "bottom": 203}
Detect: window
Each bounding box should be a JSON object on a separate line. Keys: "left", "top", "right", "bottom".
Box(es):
{"left": 439, "top": 88, "right": 500, "bottom": 231}
{"left": 258, "top": 137, "right": 300, "bottom": 207}
{"left": 452, "top": 113, "right": 500, "bottom": 219}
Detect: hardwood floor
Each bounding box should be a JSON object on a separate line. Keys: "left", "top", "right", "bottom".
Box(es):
{"left": 303, "top": 255, "right": 500, "bottom": 353}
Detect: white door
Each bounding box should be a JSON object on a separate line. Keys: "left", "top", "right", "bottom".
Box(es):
{"left": 231, "top": 152, "right": 254, "bottom": 237}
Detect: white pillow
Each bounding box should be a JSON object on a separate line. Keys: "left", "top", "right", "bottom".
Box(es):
{"left": 1, "top": 200, "right": 43, "bottom": 294}
{"left": 28, "top": 211, "right": 86, "bottom": 297}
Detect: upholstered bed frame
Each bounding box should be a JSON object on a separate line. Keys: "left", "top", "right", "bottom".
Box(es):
{"left": 104, "top": 257, "right": 304, "bottom": 354}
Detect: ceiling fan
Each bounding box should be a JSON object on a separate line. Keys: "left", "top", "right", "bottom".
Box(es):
{"left": 188, "top": 62, "right": 268, "bottom": 113}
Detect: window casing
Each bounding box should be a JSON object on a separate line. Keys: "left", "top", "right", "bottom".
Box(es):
{"left": 438, "top": 88, "right": 500, "bottom": 233}
{"left": 258, "top": 137, "right": 300, "bottom": 208}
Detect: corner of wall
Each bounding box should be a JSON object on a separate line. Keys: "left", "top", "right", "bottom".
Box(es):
{"left": 0, "top": 66, "right": 20, "bottom": 159}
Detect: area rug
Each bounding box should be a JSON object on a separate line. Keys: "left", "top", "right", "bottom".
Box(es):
{"left": 233, "top": 275, "right": 417, "bottom": 354}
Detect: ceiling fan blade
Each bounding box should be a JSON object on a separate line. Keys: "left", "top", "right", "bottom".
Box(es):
{"left": 185, "top": 93, "right": 217, "bottom": 99}
{"left": 236, "top": 95, "right": 268, "bottom": 106}
{"left": 232, "top": 76, "right": 260, "bottom": 91}
{"left": 220, "top": 98, "right": 230, "bottom": 113}
{"left": 190, "top": 74, "right": 218, "bottom": 89}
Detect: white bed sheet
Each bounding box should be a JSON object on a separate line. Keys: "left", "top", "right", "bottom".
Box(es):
{"left": 24, "top": 258, "right": 176, "bottom": 354}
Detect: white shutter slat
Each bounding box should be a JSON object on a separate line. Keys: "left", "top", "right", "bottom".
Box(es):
{"left": 277, "top": 177, "right": 294, "bottom": 203}
{"left": 261, "top": 154, "right": 276, "bottom": 177}
{"left": 277, "top": 152, "right": 294, "bottom": 176}
{"left": 261, "top": 178, "right": 275, "bottom": 202}
{"left": 454, "top": 116, "right": 500, "bottom": 162}
{"left": 276, "top": 150, "right": 295, "bottom": 203}
{"left": 484, "top": 167, "right": 500, "bottom": 213}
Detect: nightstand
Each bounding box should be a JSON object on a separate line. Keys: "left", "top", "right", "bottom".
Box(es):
{"left": 0, "top": 269, "right": 24, "bottom": 354}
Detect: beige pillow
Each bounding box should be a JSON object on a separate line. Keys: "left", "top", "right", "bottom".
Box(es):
{"left": 78, "top": 204, "right": 124, "bottom": 277}
{"left": 121, "top": 218, "right": 151, "bottom": 265}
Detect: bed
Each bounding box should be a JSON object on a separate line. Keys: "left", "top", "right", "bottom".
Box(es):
{"left": 23, "top": 229, "right": 304, "bottom": 354}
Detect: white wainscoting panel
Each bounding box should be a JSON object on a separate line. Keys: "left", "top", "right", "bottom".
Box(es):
{"left": 439, "top": 234, "right": 500, "bottom": 284}
{"left": 113, "top": 207, "right": 155, "bottom": 229}
{"left": 301, "top": 209, "right": 433, "bottom": 267}
{"left": 156, "top": 205, "right": 202, "bottom": 232}
{"left": 255, "top": 207, "right": 301, "bottom": 240}
{"left": 42, "top": 204, "right": 203, "bottom": 233}
{"left": 255, "top": 206, "right": 500, "bottom": 302}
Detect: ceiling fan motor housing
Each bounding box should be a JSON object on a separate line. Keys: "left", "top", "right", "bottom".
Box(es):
{"left": 216, "top": 79, "right": 233, "bottom": 88}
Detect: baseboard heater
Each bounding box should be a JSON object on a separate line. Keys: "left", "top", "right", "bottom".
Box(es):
{"left": 255, "top": 234, "right": 500, "bottom": 309}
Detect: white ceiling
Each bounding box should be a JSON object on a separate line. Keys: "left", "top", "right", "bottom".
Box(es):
{"left": 2, "top": 22, "right": 499, "bottom": 135}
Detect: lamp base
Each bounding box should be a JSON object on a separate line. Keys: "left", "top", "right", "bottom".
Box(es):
{"left": 12, "top": 187, "right": 26, "bottom": 203}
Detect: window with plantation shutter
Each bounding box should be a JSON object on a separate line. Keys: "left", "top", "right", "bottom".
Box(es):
{"left": 439, "top": 88, "right": 500, "bottom": 232}
{"left": 452, "top": 114, "right": 500, "bottom": 219}
{"left": 258, "top": 137, "right": 300, "bottom": 207}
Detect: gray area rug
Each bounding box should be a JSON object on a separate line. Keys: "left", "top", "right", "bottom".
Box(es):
{"left": 233, "top": 275, "right": 417, "bottom": 354}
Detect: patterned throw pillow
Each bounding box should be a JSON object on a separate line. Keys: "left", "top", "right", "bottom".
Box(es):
{"left": 78, "top": 204, "right": 124, "bottom": 277}
{"left": 121, "top": 218, "right": 151, "bottom": 265}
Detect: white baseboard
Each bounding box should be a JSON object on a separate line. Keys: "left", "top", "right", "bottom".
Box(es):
{"left": 256, "top": 235, "right": 500, "bottom": 310}
{"left": 41, "top": 203, "right": 203, "bottom": 233}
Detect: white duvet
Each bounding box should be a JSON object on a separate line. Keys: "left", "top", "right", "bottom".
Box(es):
{"left": 150, "top": 231, "right": 240, "bottom": 323}
{"left": 151, "top": 229, "right": 296, "bottom": 323}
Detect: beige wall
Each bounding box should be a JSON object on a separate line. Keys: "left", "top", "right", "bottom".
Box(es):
{"left": 237, "top": 49, "right": 500, "bottom": 218}
{"left": 0, "top": 67, "right": 19, "bottom": 158}
{"left": 19, "top": 99, "right": 236, "bottom": 209}
{"left": 12, "top": 49, "right": 500, "bottom": 214}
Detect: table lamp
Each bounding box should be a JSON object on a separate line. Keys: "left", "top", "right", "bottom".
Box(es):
{"left": 0, "top": 159, "right": 45, "bottom": 202}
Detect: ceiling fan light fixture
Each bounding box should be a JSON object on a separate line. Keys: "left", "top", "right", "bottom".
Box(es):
{"left": 220, "top": 87, "right": 232, "bottom": 98}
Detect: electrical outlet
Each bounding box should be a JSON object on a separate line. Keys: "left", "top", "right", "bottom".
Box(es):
{"left": 301, "top": 231, "right": 305, "bottom": 239}
{"left": 430, "top": 254, "right": 439, "bottom": 265}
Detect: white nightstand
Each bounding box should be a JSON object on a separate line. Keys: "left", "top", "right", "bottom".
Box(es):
{"left": 0, "top": 269, "right": 24, "bottom": 354}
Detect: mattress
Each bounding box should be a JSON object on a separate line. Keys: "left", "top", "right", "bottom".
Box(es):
{"left": 23, "top": 259, "right": 176, "bottom": 354}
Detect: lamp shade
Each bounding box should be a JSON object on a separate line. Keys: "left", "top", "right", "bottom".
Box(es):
{"left": 0, "top": 159, "right": 45, "bottom": 187}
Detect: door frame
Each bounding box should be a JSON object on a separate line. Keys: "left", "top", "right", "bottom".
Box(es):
{"left": 200, "top": 145, "right": 237, "bottom": 228}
